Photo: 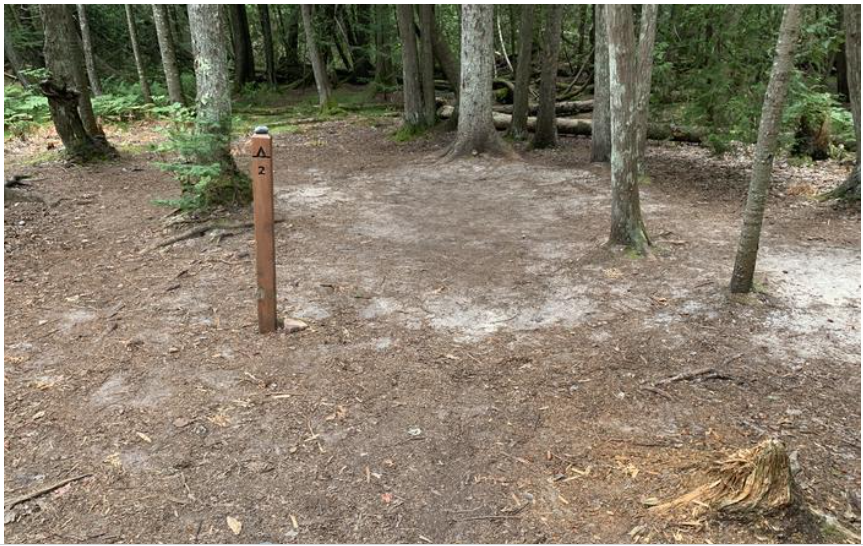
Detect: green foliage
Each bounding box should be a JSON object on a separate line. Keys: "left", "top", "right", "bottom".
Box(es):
{"left": 651, "top": 5, "right": 853, "bottom": 158}
{"left": 3, "top": 75, "right": 192, "bottom": 138}
{"left": 155, "top": 115, "right": 250, "bottom": 211}
{"left": 4, "top": 82, "right": 50, "bottom": 137}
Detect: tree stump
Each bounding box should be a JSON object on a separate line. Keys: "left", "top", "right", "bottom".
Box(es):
{"left": 652, "top": 439, "right": 798, "bottom": 516}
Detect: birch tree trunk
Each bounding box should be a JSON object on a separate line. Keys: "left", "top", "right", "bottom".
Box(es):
{"left": 419, "top": 5, "right": 437, "bottom": 126}
{"left": 40, "top": 5, "right": 113, "bottom": 162}
{"left": 508, "top": 5, "right": 534, "bottom": 140}
{"left": 533, "top": 5, "right": 564, "bottom": 149}
{"left": 259, "top": 6, "right": 276, "bottom": 86}
{"left": 635, "top": 4, "right": 659, "bottom": 177}
{"left": 187, "top": 4, "right": 249, "bottom": 204}
{"left": 301, "top": 5, "right": 334, "bottom": 111}
{"left": 125, "top": 5, "right": 152, "bottom": 104}
{"left": 729, "top": 5, "right": 802, "bottom": 293}
{"left": 606, "top": 5, "right": 649, "bottom": 253}
{"left": 445, "top": 4, "right": 508, "bottom": 159}
{"left": 153, "top": 4, "right": 184, "bottom": 105}
{"left": 591, "top": 5, "right": 611, "bottom": 163}
{"left": 396, "top": 5, "right": 425, "bottom": 131}
{"left": 76, "top": 5, "right": 101, "bottom": 96}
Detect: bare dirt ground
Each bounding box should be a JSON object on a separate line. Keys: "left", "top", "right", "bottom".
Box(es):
{"left": 4, "top": 111, "right": 861, "bottom": 543}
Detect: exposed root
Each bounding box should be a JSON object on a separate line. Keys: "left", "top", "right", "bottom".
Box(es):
{"left": 652, "top": 439, "right": 798, "bottom": 517}
{"left": 141, "top": 219, "right": 284, "bottom": 254}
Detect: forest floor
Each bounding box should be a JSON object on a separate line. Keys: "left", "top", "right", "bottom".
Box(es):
{"left": 4, "top": 91, "right": 861, "bottom": 544}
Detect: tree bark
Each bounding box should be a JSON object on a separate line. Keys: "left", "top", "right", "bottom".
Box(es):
{"left": 591, "top": 5, "right": 611, "bottom": 163}
{"left": 836, "top": 5, "right": 861, "bottom": 198}
{"left": 153, "top": 5, "right": 184, "bottom": 105}
{"left": 276, "top": 6, "right": 300, "bottom": 71}
{"left": 419, "top": 5, "right": 437, "bottom": 126}
{"left": 396, "top": 5, "right": 425, "bottom": 130}
{"left": 301, "top": 4, "right": 334, "bottom": 110}
{"left": 635, "top": 5, "right": 658, "bottom": 177}
{"left": 533, "top": 5, "right": 564, "bottom": 149}
{"left": 259, "top": 6, "right": 276, "bottom": 86}
{"left": 508, "top": 5, "right": 535, "bottom": 141}
{"left": 187, "top": 4, "right": 248, "bottom": 204}
{"left": 39, "top": 5, "right": 113, "bottom": 162}
{"left": 729, "top": 5, "right": 802, "bottom": 293}
{"left": 229, "top": 5, "right": 256, "bottom": 91}
{"left": 75, "top": 5, "right": 101, "bottom": 96}
{"left": 125, "top": 5, "right": 152, "bottom": 104}
{"left": 606, "top": 5, "right": 648, "bottom": 253}
{"left": 431, "top": 10, "right": 460, "bottom": 98}
{"left": 445, "top": 4, "right": 509, "bottom": 159}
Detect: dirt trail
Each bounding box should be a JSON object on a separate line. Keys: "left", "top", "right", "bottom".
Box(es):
{"left": 4, "top": 117, "right": 860, "bottom": 543}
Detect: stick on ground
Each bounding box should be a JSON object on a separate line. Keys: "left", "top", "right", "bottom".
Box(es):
{"left": 5, "top": 474, "right": 92, "bottom": 509}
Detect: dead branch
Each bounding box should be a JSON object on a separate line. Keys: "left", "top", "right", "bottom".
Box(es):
{"left": 5, "top": 474, "right": 92, "bottom": 509}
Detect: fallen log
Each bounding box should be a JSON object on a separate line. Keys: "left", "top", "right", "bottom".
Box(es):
{"left": 494, "top": 100, "right": 594, "bottom": 116}
{"left": 438, "top": 105, "right": 708, "bottom": 144}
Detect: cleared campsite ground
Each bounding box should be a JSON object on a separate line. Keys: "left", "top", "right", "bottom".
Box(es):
{"left": 4, "top": 105, "right": 861, "bottom": 543}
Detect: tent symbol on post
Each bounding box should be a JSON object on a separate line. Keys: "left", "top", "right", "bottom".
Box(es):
{"left": 254, "top": 146, "right": 269, "bottom": 158}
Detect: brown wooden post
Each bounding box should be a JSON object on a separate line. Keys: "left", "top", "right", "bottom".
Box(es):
{"left": 251, "top": 126, "right": 277, "bottom": 333}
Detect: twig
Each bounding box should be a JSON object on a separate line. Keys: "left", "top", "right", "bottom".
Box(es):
{"left": 653, "top": 354, "right": 743, "bottom": 387}
{"left": 640, "top": 385, "right": 674, "bottom": 400}
{"left": 453, "top": 514, "right": 522, "bottom": 522}
{"left": 5, "top": 474, "right": 92, "bottom": 509}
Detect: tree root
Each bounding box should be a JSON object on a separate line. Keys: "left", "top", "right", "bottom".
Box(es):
{"left": 141, "top": 219, "right": 284, "bottom": 254}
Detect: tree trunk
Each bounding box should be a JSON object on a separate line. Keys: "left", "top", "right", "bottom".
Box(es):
{"left": 606, "top": 5, "right": 648, "bottom": 253}
{"left": 419, "top": 5, "right": 437, "bottom": 125}
{"left": 4, "top": 15, "right": 30, "bottom": 87}
{"left": 374, "top": 5, "right": 396, "bottom": 89}
{"left": 591, "top": 5, "right": 611, "bottom": 163}
{"left": 187, "top": 4, "right": 248, "bottom": 205}
{"left": 431, "top": 9, "right": 460, "bottom": 98}
{"left": 729, "top": 5, "right": 802, "bottom": 293}
{"left": 301, "top": 4, "right": 334, "bottom": 110}
{"left": 445, "top": 4, "right": 509, "bottom": 159}
{"left": 229, "top": 5, "right": 256, "bottom": 91}
{"left": 276, "top": 6, "right": 300, "bottom": 71}
{"left": 351, "top": 5, "right": 374, "bottom": 81}
{"left": 39, "top": 5, "right": 113, "bottom": 162}
{"left": 152, "top": 5, "right": 184, "bottom": 105}
{"left": 125, "top": 5, "right": 152, "bottom": 104}
{"left": 75, "top": 5, "right": 101, "bottom": 96}
{"left": 508, "top": 5, "right": 535, "bottom": 141}
{"left": 259, "top": 5, "right": 276, "bottom": 86}
{"left": 836, "top": 5, "right": 861, "bottom": 198}
{"left": 396, "top": 5, "right": 425, "bottom": 131}
{"left": 635, "top": 5, "right": 658, "bottom": 177}
{"left": 533, "top": 5, "right": 564, "bottom": 149}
